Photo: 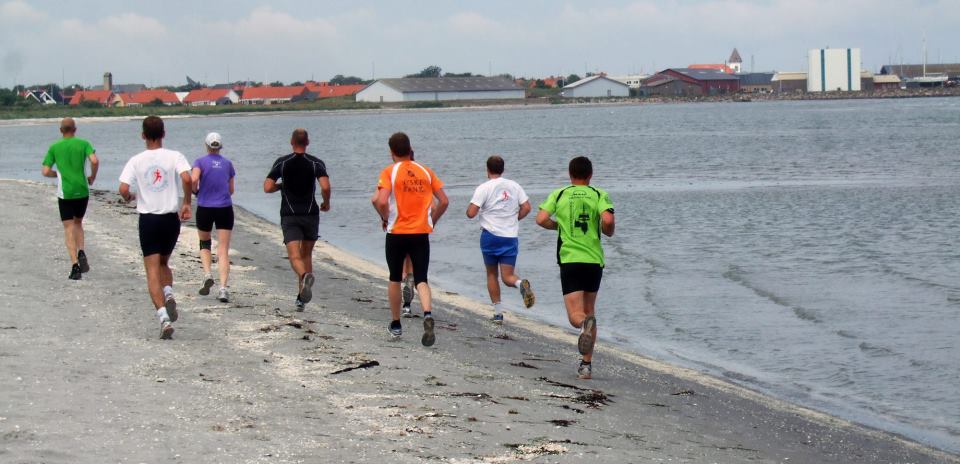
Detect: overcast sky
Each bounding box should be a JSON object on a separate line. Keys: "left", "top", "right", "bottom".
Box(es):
{"left": 2, "top": 0, "right": 958, "bottom": 88}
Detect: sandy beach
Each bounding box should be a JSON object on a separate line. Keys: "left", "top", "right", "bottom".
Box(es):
{"left": 0, "top": 179, "right": 955, "bottom": 464}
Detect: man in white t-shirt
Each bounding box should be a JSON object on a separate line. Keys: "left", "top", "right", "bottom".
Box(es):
{"left": 466, "top": 155, "right": 535, "bottom": 324}
{"left": 119, "top": 116, "right": 193, "bottom": 340}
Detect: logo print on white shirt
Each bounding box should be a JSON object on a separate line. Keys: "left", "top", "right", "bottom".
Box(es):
{"left": 145, "top": 165, "right": 169, "bottom": 192}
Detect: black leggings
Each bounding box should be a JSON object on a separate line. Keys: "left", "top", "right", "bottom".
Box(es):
{"left": 385, "top": 233, "right": 429, "bottom": 283}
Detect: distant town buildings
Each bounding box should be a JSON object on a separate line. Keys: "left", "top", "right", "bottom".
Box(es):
{"left": 737, "top": 72, "right": 775, "bottom": 93}
{"left": 238, "top": 86, "right": 310, "bottom": 105}
{"left": 16, "top": 46, "right": 960, "bottom": 109}
{"left": 183, "top": 88, "right": 240, "bottom": 106}
{"left": 356, "top": 77, "right": 523, "bottom": 103}
{"left": 561, "top": 75, "right": 630, "bottom": 98}
{"left": 640, "top": 68, "right": 740, "bottom": 97}
{"left": 607, "top": 74, "right": 649, "bottom": 89}
{"left": 68, "top": 90, "right": 113, "bottom": 106}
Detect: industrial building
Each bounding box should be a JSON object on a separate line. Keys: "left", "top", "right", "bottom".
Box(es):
{"left": 807, "top": 48, "right": 862, "bottom": 92}
{"left": 608, "top": 74, "right": 650, "bottom": 89}
{"left": 561, "top": 75, "right": 630, "bottom": 97}
{"left": 356, "top": 77, "right": 524, "bottom": 103}
{"left": 879, "top": 64, "right": 960, "bottom": 81}
{"left": 871, "top": 74, "right": 902, "bottom": 91}
{"left": 771, "top": 72, "right": 807, "bottom": 93}
{"left": 737, "top": 73, "right": 775, "bottom": 93}
{"left": 639, "top": 68, "right": 740, "bottom": 97}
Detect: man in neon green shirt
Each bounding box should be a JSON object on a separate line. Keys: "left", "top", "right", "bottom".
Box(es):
{"left": 42, "top": 117, "right": 99, "bottom": 280}
{"left": 536, "top": 156, "right": 615, "bottom": 380}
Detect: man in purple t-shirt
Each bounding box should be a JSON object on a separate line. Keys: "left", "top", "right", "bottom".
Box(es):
{"left": 191, "top": 132, "right": 236, "bottom": 302}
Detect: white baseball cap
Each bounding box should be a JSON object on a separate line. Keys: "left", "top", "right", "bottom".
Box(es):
{"left": 205, "top": 132, "right": 223, "bottom": 149}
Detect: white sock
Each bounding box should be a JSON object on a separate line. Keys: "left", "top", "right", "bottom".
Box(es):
{"left": 163, "top": 285, "right": 174, "bottom": 297}
{"left": 156, "top": 307, "right": 169, "bottom": 322}
{"left": 492, "top": 302, "right": 502, "bottom": 316}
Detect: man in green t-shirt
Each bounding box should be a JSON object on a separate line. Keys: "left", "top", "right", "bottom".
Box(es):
{"left": 41, "top": 117, "right": 99, "bottom": 280}
{"left": 536, "top": 156, "right": 615, "bottom": 380}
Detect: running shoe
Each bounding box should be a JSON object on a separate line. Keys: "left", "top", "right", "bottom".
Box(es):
{"left": 402, "top": 275, "right": 414, "bottom": 308}
{"left": 401, "top": 305, "right": 413, "bottom": 318}
{"left": 160, "top": 320, "right": 174, "bottom": 340}
{"left": 199, "top": 275, "right": 214, "bottom": 296}
{"left": 300, "top": 272, "right": 315, "bottom": 304}
{"left": 68, "top": 263, "right": 82, "bottom": 281}
{"left": 77, "top": 250, "right": 90, "bottom": 273}
{"left": 165, "top": 294, "right": 178, "bottom": 322}
{"left": 217, "top": 287, "right": 229, "bottom": 303}
{"left": 389, "top": 320, "right": 402, "bottom": 337}
{"left": 578, "top": 316, "right": 596, "bottom": 356}
{"left": 491, "top": 314, "right": 504, "bottom": 325}
{"left": 577, "top": 360, "right": 592, "bottom": 380}
{"left": 421, "top": 314, "right": 436, "bottom": 347}
{"left": 295, "top": 296, "right": 305, "bottom": 312}
{"left": 519, "top": 279, "right": 535, "bottom": 308}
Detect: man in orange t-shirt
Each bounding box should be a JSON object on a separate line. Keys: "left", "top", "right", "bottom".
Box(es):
{"left": 372, "top": 132, "right": 449, "bottom": 346}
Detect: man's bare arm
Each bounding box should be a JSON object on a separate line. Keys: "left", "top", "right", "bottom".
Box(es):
{"left": 318, "top": 176, "right": 331, "bottom": 211}
{"left": 431, "top": 189, "right": 449, "bottom": 225}
{"left": 536, "top": 209, "right": 557, "bottom": 230}
{"left": 87, "top": 153, "right": 99, "bottom": 185}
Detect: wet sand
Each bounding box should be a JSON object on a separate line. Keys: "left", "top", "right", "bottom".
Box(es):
{"left": 0, "top": 179, "right": 955, "bottom": 463}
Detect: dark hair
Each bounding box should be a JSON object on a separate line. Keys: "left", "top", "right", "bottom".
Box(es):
{"left": 486, "top": 155, "right": 505, "bottom": 175}
{"left": 568, "top": 156, "right": 593, "bottom": 180}
{"left": 291, "top": 128, "right": 309, "bottom": 147}
{"left": 388, "top": 132, "right": 412, "bottom": 157}
{"left": 142, "top": 116, "right": 164, "bottom": 141}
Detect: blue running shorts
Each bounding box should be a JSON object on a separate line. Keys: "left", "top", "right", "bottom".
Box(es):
{"left": 480, "top": 229, "right": 519, "bottom": 266}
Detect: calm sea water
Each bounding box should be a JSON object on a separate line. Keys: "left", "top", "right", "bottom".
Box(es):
{"left": 2, "top": 98, "right": 959, "bottom": 452}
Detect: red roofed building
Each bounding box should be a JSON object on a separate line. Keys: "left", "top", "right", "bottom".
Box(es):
{"left": 688, "top": 64, "right": 736, "bottom": 74}
{"left": 123, "top": 89, "right": 181, "bottom": 107}
{"left": 69, "top": 90, "right": 114, "bottom": 106}
{"left": 305, "top": 82, "right": 365, "bottom": 98}
{"left": 239, "top": 86, "right": 310, "bottom": 105}
{"left": 526, "top": 76, "right": 561, "bottom": 88}
{"left": 183, "top": 88, "right": 240, "bottom": 106}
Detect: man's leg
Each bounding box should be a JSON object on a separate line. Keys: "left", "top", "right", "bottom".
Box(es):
{"left": 143, "top": 254, "right": 166, "bottom": 310}
{"left": 388, "top": 281, "right": 402, "bottom": 321}
{"left": 409, "top": 235, "right": 435, "bottom": 346}
{"left": 285, "top": 240, "right": 308, "bottom": 280}
{"left": 73, "top": 217, "right": 85, "bottom": 257}
{"left": 485, "top": 263, "right": 501, "bottom": 303}
{"left": 563, "top": 291, "right": 598, "bottom": 363}
{"left": 62, "top": 220, "right": 79, "bottom": 265}
{"left": 385, "top": 235, "right": 405, "bottom": 328}
{"left": 499, "top": 263, "right": 521, "bottom": 288}
{"left": 159, "top": 254, "right": 174, "bottom": 292}
{"left": 299, "top": 240, "right": 315, "bottom": 276}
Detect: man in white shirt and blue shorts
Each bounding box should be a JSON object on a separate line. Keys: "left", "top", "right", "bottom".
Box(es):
{"left": 466, "top": 155, "right": 535, "bottom": 324}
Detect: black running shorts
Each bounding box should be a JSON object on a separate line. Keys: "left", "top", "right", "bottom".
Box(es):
{"left": 138, "top": 213, "right": 181, "bottom": 257}
{"left": 196, "top": 206, "right": 235, "bottom": 232}
{"left": 559, "top": 263, "right": 603, "bottom": 295}
{"left": 385, "top": 233, "right": 430, "bottom": 284}
{"left": 280, "top": 214, "right": 319, "bottom": 244}
{"left": 58, "top": 197, "right": 88, "bottom": 221}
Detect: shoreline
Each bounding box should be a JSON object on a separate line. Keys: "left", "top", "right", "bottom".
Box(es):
{"left": 3, "top": 90, "right": 960, "bottom": 127}
{"left": 1, "top": 178, "right": 956, "bottom": 462}
{"left": 238, "top": 189, "right": 960, "bottom": 458}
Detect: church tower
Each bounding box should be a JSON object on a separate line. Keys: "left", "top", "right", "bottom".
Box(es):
{"left": 728, "top": 49, "right": 743, "bottom": 73}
